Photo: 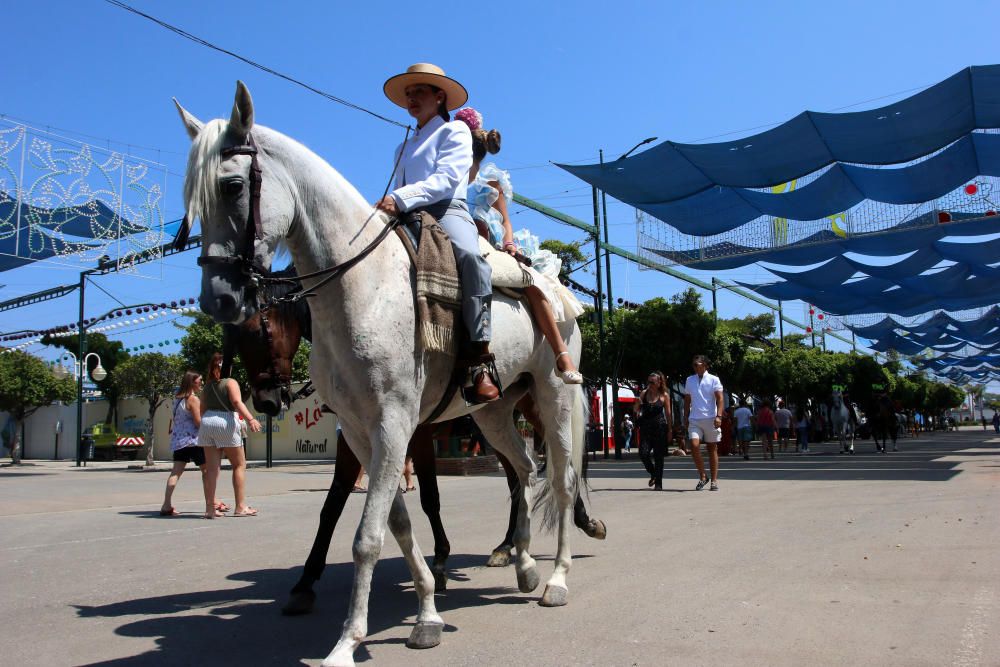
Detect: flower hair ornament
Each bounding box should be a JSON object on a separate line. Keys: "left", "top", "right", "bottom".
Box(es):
{"left": 454, "top": 107, "right": 483, "bottom": 131}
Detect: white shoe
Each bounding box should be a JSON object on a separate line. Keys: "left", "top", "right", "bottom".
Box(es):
{"left": 555, "top": 351, "right": 583, "bottom": 384}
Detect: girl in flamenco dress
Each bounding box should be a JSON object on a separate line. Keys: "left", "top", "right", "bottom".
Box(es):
{"left": 456, "top": 107, "right": 584, "bottom": 384}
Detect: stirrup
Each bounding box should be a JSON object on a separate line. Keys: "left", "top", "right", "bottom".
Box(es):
{"left": 555, "top": 351, "right": 583, "bottom": 385}
{"left": 461, "top": 353, "right": 504, "bottom": 404}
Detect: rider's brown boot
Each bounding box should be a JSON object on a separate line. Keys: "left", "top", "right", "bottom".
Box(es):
{"left": 468, "top": 342, "right": 500, "bottom": 404}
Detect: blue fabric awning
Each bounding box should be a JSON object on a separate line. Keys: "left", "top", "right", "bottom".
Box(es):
{"left": 559, "top": 65, "right": 1000, "bottom": 236}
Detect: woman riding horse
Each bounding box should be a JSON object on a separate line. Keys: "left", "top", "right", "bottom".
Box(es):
{"left": 375, "top": 63, "right": 499, "bottom": 403}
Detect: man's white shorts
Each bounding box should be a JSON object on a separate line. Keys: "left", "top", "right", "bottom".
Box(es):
{"left": 688, "top": 417, "right": 721, "bottom": 444}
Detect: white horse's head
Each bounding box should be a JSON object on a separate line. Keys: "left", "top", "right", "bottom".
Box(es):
{"left": 174, "top": 82, "right": 294, "bottom": 323}
{"left": 831, "top": 390, "right": 844, "bottom": 409}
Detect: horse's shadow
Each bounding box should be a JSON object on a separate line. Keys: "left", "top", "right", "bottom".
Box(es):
{"left": 74, "top": 554, "right": 533, "bottom": 665}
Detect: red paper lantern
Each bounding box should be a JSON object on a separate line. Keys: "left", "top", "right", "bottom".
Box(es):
{"left": 938, "top": 211, "right": 952, "bottom": 223}
{"left": 987, "top": 210, "right": 997, "bottom": 217}
{"left": 818, "top": 314, "right": 825, "bottom": 320}
{"left": 965, "top": 183, "right": 978, "bottom": 196}
{"left": 809, "top": 308, "right": 815, "bottom": 315}
{"left": 806, "top": 327, "right": 813, "bottom": 333}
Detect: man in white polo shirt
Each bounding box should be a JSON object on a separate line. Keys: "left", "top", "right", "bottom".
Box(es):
{"left": 684, "top": 354, "right": 725, "bottom": 491}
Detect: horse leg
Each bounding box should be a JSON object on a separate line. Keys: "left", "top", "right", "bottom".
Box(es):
{"left": 531, "top": 380, "right": 583, "bottom": 608}
{"left": 324, "top": 418, "right": 439, "bottom": 667}
{"left": 507, "top": 395, "right": 604, "bottom": 544}
{"left": 487, "top": 449, "right": 520, "bottom": 567}
{"left": 284, "top": 432, "right": 359, "bottom": 616}
{"left": 574, "top": 493, "right": 607, "bottom": 539}
{"left": 410, "top": 425, "right": 450, "bottom": 591}
{"left": 472, "top": 403, "right": 540, "bottom": 595}
{"left": 386, "top": 488, "right": 445, "bottom": 649}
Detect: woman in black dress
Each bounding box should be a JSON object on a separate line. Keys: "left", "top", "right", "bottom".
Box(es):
{"left": 635, "top": 371, "right": 672, "bottom": 490}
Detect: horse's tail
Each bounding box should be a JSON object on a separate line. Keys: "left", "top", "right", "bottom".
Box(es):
{"left": 533, "top": 386, "right": 588, "bottom": 533}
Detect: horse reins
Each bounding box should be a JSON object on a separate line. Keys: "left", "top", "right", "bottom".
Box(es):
{"left": 185, "top": 127, "right": 411, "bottom": 410}
{"left": 193, "top": 128, "right": 411, "bottom": 310}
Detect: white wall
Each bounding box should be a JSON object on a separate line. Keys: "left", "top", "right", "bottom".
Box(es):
{"left": 3, "top": 381, "right": 338, "bottom": 461}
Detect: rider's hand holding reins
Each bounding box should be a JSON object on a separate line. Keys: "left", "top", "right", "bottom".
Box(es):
{"left": 375, "top": 195, "right": 399, "bottom": 216}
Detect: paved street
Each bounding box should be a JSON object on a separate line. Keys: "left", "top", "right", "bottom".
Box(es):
{"left": 1, "top": 429, "right": 998, "bottom": 666}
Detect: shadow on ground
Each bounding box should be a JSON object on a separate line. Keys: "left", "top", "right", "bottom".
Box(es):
{"left": 585, "top": 432, "right": 993, "bottom": 484}
{"left": 74, "top": 554, "right": 547, "bottom": 665}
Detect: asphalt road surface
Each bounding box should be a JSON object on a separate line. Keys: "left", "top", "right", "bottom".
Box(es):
{"left": 1, "top": 429, "right": 997, "bottom": 666}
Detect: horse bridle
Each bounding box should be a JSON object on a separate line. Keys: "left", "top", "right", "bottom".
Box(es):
{"left": 194, "top": 135, "right": 266, "bottom": 281}
{"left": 186, "top": 129, "right": 409, "bottom": 410}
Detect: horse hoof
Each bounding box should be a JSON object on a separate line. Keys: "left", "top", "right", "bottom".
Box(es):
{"left": 406, "top": 621, "right": 444, "bottom": 649}
{"left": 486, "top": 548, "right": 512, "bottom": 568}
{"left": 517, "top": 567, "right": 540, "bottom": 593}
{"left": 432, "top": 568, "right": 448, "bottom": 593}
{"left": 281, "top": 589, "right": 316, "bottom": 616}
{"left": 584, "top": 519, "right": 607, "bottom": 540}
{"left": 539, "top": 584, "right": 568, "bottom": 607}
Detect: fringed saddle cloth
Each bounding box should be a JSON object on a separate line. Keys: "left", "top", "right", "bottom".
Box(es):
{"left": 395, "top": 212, "right": 533, "bottom": 357}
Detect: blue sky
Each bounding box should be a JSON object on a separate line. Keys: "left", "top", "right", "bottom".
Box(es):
{"left": 4, "top": 0, "right": 1000, "bottom": 374}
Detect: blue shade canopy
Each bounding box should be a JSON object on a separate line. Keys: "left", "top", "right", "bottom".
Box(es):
{"left": 560, "top": 66, "right": 1000, "bottom": 233}
{"left": 593, "top": 133, "right": 1000, "bottom": 235}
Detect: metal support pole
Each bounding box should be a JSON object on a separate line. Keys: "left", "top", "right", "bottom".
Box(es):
{"left": 851, "top": 332, "right": 856, "bottom": 353}
{"left": 809, "top": 308, "right": 816, "bottom": 348}
{"left": 75, "top": 273, "right": 86, "bottom": 467}
{"left": 591, "top": 186, "right": 608, "bottom": 459}
{"left": 821, "top": 330, "right": 827, "bottom": 352}
{"left": 711, "top": 278, "right": 718, "bottom": 323}
{"left": 600, "top": 150, "right": 621, "bottom": 459}
{"left": 778, "top": 300, "right": 785, "bottom": 351}
{"left": 265, "top": 414, "right": 273, "bottom": 468}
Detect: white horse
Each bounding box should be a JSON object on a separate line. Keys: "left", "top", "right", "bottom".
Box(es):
{"left": 176, "top": 82, "right": 586, "bottom": 667}
{"left": 830, "top": 390, "right": 854, "bottom": 454}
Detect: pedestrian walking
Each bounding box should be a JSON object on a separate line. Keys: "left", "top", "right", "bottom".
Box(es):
{"left": 198, "top": 352, "right": 262, "bottom": 518}
{"left": 160, "top": 371, "right": 227, "bottom": 516}
{"left": 775, "top": 400, "right": 793, "bottom": 452}
{"left": 757, "top": 400, "right": 777, "bottom": 460}
{"left": 621, "top": 414, "right": 634, "bottom": 454}
{"left": 684, "top": 355, "right": 724, "bottom": 491}
{"left": 733, "top": 400, "right": 752, "bottom": 460}
{"left": 635, "top": 371, "right": 672, "bottom": 491}
{"left": 795, "top": 406, "right": 810, "bottom": 453}
{"left": 992, "top": 412, "right": 999, "bottom": 434}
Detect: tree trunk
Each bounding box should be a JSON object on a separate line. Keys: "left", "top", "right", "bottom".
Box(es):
{"left": 10, "top": 417, "right": 23, "bottom": 465}
{"left": 144, "top": 402, "right": 157, "bottom": 467}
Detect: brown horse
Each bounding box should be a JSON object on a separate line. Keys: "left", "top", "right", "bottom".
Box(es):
{"left": 227, "top": 268, "right": 606, "bottom": 615}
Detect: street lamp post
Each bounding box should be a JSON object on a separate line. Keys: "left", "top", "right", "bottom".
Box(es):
{"left": 56, "top": 351, "right": 106, "bottom": 466}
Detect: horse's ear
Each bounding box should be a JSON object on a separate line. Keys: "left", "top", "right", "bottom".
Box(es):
{"left": 230, "top": 80, "right": 255, "bottom": 137}
{"left": 173, "top": 98, "right": 204, "bottom": 140}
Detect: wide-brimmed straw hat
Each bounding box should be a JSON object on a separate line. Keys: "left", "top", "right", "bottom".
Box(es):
{"left": 383, "top": 63, "right": 468, "bottom": 111}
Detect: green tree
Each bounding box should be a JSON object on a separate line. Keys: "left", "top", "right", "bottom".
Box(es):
{"left": 41, "top": 332, "right": 129, "bottom": 424}
{"left": 0, "top": 351, "right": 75, "bottom": 464}
{"left": 926, "top": 382, "right": 966, "bottom": 416}
{"left": 718, "top": 312, "right": 776, "bottom": 345}
{"left": 540, "top": 239, "right": 588, "bottom": 279}
{"left": 112, "top": 353, "right": 185, "bottom": 466}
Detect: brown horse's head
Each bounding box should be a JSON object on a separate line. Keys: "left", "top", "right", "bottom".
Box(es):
{"left": 227, "top": 268, "right": 311, "bottom": 416}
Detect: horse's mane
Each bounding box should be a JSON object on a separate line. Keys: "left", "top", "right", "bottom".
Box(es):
{"left": 183, "top": 119, "right": 228, "bottom": 229}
